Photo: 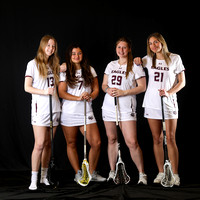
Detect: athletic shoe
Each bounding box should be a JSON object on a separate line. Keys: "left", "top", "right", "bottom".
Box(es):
{"left": 91, "top": 171, "right": 106, "bottom": 182}
{"left": 74, "top": 170, "right": 82, "bottom": 183}
{"left": 107, "top": 170, "right": 115, "bottom": 181}
{"left": 138, "top": 173, "right": 147, "bottom": 185}
{"left": 29, "top": 181, "right": 37, "bottom": 190}
{"left": 40, "top": 177, "right": 50, "bottom": 185}
{"left": 153, "top": 172, "right": 164, "bottom": 184}
{"left": 174, "top": 174, "right": 180, "bottom": 186}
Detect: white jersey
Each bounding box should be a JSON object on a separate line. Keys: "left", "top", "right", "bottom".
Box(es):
{"left": 60, "top": 66, "right": 97, "bottom": 115}
{"left": 25, "top": 59, "right": 61, "bottom": 115}
{"left": 102, "top": 60, "right": 145, "bottom": 114}
{"left": 142, "top": 53, "right": 185, "bottom": 111}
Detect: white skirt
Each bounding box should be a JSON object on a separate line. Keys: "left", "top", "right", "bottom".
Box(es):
{"left": 31, "top": 112, "right": 60, "bottom": 126}
{"left": 102, "top": 109, "right": 137, "bottom": 122}
{"left": 144, "top": 107, "right": 178, "bottom": 120}
{"left": 60, "top": 112, "right": 96, "bottom": 127}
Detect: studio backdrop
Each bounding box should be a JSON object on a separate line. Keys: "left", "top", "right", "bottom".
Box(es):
{"left": 0, "top": 2, "right": 197, "bottom": 184}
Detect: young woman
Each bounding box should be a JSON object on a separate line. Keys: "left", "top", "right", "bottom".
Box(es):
{"left": 58, "top": 44, "right": 106, "bottom": 183}
{"left": 102, "top": 37, "right": 147, "bottom": 185}
{"left": 136, "top": 32, "right": 185, "bottom": 186}
{"left": 24, "top": 35, "right": 61, "bottom": 190}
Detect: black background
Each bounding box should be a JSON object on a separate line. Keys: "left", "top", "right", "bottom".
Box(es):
{"left": 0, "top": 1, "right": 198, "bottom": 184}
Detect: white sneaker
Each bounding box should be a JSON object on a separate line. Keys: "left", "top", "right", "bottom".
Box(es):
{"left": 138, "top": 173, "right": 147, "bottom": 185}
{"left": 107, "top": 170, "right": 115, "bottom": 182}
{"left": 74, "top": 170, "right": 82, "bottom": 183}
{"left": 174, "top": 174, "right": 180, "bottom": 186}
{"left": 91, "top": 171, "right": 106, "bottom": 182}
{"left": 29, "top": 181, "right": 37, "bottom": 190}
{"left": 40, "top": 177, "right": 50, "bottom": 185}
{"left": 29, "top": 171, "right": 38, "bottom": 190}
{"left": 153, "top": 172, "right": 164, "bottom": 184}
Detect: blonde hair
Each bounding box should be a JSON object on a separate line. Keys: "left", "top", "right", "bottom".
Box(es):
{"left": 147, "top": 32, "right": 171, "bottom": 68}
{"left": 116, "top": 37, "right": 133, "bottom": 78}
{"left": 35, "top": 35, "right": 60, "bottom": 85}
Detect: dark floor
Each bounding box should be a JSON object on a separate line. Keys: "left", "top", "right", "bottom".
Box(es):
{"left": 0, "top": 170, "right": 200, "bottom": 200}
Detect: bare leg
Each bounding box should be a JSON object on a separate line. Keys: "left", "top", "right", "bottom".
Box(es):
{"left": 79, "top": 123, "right": 101, "bottom": 174}
{"left": 148, "top": 119, "right": 164, "bottom": 173}
{"left": 32, "top": 126, "right": 49, "bottom": 171}
{"left": 104, "top": 121, "right": 118, "bottom": 171}
{"left": 62, "top": 126, "right": 80, "bottom": 173}
{"left": 120, "top": 121, "right": 144, "bottom": 173}
{"left": 166, "top": 119, "right": 179, "bottom": 174}
{"left": 29, "top": 125, "right": 50, "bottom": 190}
{"left": 41, "top": 127, "right": 57, "bottom": 168}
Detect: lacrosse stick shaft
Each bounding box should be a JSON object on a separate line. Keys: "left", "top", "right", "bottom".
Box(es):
{"left": 161, "top": 96, "right": 169, "bottom": 161}
{"left": 78, "top": 99, "right": 91, "bottom": 186}
{"left": 48, "top": 94, "right": 59, "bottom": 187}
{"left": 113, "top": 97, "right": 130, "bottom": 185}
{"left": 114, "top": 97, "right": 120, "bottom": 156}
{"left": 84, "top": 99, "right": 87, "bottom": 159}
{"left": 114, "top": 97, "right": 119, "bottom": 126}
{"left": 160, "top": 96, "right": 175, "bottom": 187}
{"left": 49, "top": 95, "right": 54, "bottom": 158}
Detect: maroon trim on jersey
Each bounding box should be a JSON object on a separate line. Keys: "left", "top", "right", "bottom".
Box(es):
{"left": 35, "top": 103, "right": 37, "bottom": 113}
{"left": 176, "top": 69, "right": 185, "bottom": 75}
{"left": 25, "top": 75, "right": 33, "bottom": 78}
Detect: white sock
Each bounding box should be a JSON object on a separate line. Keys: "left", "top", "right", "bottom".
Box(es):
{"left": 41, "top": 167, "right": 48, "bottom": 178}
{"left": 40, "top": 167, "right": 50, "bottom": 185}
{"left": 174, "top": 174, "right": 180, "bottom": 178}
{"left": 29, "top": 171, "right": 38, "bottom": 190}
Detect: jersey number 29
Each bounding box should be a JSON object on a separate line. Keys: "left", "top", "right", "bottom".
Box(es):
{"left": 111, "top": 75, "right": 122, "bottom": 85}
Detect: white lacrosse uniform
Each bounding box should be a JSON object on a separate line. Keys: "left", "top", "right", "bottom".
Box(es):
{"left": 25, "top": 59, "right": 61, "bottom": 126}
{"left": 60, "top": 66, "right": 97, "bottom": 126}
{"left": 102, "top": 60, "right": 146, "bottom": 121}
{"left": 142, "top": 53, "right": 185, "bottom": 119}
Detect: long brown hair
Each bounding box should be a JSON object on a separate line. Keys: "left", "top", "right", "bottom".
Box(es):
{"left": 147, "top": 32, "right": 171, "bottom": 68}
{"left": 116, "top": 37, "right": 133, "bottom": 78}
{"left": 35, "top": 35, "right": 60, "bottom": 85}
{"left": 65, "top": 43, "right": 94, "bottom": 88}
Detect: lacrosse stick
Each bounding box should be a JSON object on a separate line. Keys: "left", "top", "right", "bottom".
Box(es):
{"left": 113, "top": 97, "right": 130, "bottom": 184}
{"left": 78, "top": 99, "right": 92, "bottom": 186}
{"left": 160, "top": 96, "right": 175, "bottom": 187}
{"left": 47, "top": 94, "right": 59, "bottom": 188}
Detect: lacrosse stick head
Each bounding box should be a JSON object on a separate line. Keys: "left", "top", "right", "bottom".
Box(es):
{"left": 78, "top": 159, "right": 92, "bottom": 186}
{"left": 113, "top": 158, "right": 130, "bottom": 184}
{"left": 161, "top": 160, "right": 175, "bottom": 187}
{"left": 47, "top": 159, "right": 59, "bottom": 188}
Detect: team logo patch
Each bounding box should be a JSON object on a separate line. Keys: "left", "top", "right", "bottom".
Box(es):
{"left": 88, "top": 115, "right": 94, "bottom": 120}
{"left": 130, "top": 113, "right": 135, "bottom": 117}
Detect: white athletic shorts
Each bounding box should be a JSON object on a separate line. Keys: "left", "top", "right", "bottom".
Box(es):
{"left": 61, "top": 112, "right": 96, "bottom": 127}
{"left": 102, "top": 109, "right": 137, "bottom": 122}
{"left": 144, "top": 107, "right": 178, "bottom": 120}
{"left": 31, "top": 112, "right": 60, "bottom": 126}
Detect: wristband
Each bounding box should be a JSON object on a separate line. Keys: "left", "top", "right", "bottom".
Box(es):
{"left": 105, "top": 86, "right": 109, "bottom": 93}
